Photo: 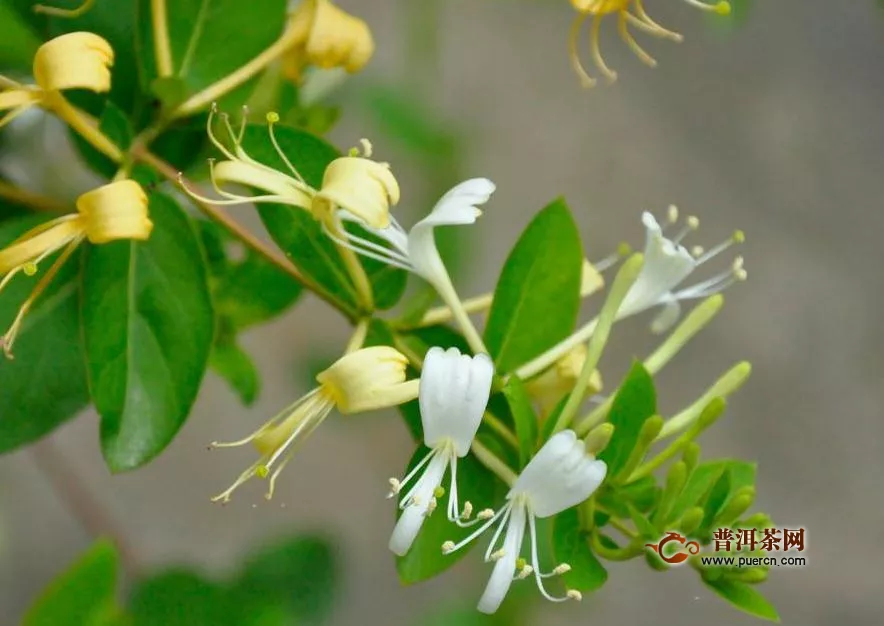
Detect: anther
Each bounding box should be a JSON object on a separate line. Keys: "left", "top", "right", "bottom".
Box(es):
{"left": 553, "top": 563, "right": 572, "bottom": 575}
{"left": 441, "top": 541, "right": 455, "bottom": 554}
{"left": 359, "top": 138, "right": 373, "bottom": 158}
{"left": 686, "top": 215, "right": 700, "bottom": 230}
{"left": 691, "top": 245, "right": 705, "bottom": 257}
{"left": 516, "top": 565, "right": 534, "bottom": 580}
{"left": 732, "top": 229, "right": 745, "bottom": 244}
{"left": 667, "top": 204, "right": 679, "bottom": 224}
{"left": 211, "top": 102, "right": 219, "bottom": 113}
{"left": 22, "top": 262, "right": 38, "bottom": 276}
{"left": 490, "top": 549, "right": 506, "bottom": 561}
{"left": 266, "top": 111, "right": 280, "bottom": 124}
{"left": 256, "top": 465, "right": 269, "bottom": 478}
{"left": 567, "top": 589, "right": 583, "bottom": 601}
{"left": 433, "top": 486, "right": 446, "bottom": 499}
{"left": 461, "top": 501, "right": 473, "bottom": 519}
{"left": 387, "top": 478, "right": 401, "bottom": 498}
{"left": 477, "top": 508, "right": 495, "bottom": 520}
{"left": 424, "top": 498, "right": 437, "bottom": 517}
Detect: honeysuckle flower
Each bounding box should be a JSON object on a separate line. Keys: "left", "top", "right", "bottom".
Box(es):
{"left": 282, "top": 0, "right": 374, "bottom": 81}
{"left": 180, "top": 107, "right": 398, "bottom": 231}
{"left": 211, "top": 346, "right": 418, "bottom": 503}
{"left": 441, "top": 430, "right": 607, "bottom": 614}
{"left": 568, "top": 0, "right": 730, "bottom": 87}
{"left": 0, "top": 180, "right": 150, "bottom": 357}
{"left": 524, "top": 344, "right": 602, "bottom": 415}
{"left": 618, "top": 207, "right": 745, "bottom": 333}
{"left": 326, "top": 178, "right": 495, "bottom": 351}
{"left": 388, "top": 347, "right": 494, "bottom": 556}
{"left": 0, "top": 32, "right": 113, "bottom": 128}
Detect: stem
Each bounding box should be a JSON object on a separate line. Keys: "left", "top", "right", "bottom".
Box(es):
{"left": 331, "top": 218, "right": 374, "bottom": 312}
{"left": 470, "top": 439, "right": 517, "bottom": 486}
{"left": 346, "top": 318, "right": 369, "bottom": 353}
{"left": 516, "top": 317, "right": 598, "bottom": 380}
{"left": 151, "top": 0, "right": 174, "bottom": 77}
{"left": 414, "top": 292, "right": 492, "bottom": 327}
{"left": 172, "top": 32, "right": 296, "bottom": 119}
{"left": 0, "top": 180, "right": 67, "bottom": 213}
{"left": 483, "top": 411, "right": 520, "bottom": 450}
{"left": 30, "top": 439, "right": 140, "bottom": 575}
{"left": 33, "top": 0, "right": 95, "bottom": 18}
{"left": 131, "top": 147, "right": 352, "bottom": 320}
{"left": 48, "top": 95, "right": 123, "bottom": 163}
{"left": 552, "top": 254, "right": 644, "bottom": 434}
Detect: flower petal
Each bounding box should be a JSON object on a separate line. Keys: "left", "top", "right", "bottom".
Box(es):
{"left": 419, "top": 347, "right": 493, "bottom": 455}
{"left": 388, "top": 450, "right": 449, "bottom": 556}
{"left": 477, "top": 503, "right": 526, "bottom": 614}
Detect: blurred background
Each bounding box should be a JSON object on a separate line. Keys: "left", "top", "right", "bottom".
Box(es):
{"left": 2, "top": 0, "right": 884, "bottom": 624}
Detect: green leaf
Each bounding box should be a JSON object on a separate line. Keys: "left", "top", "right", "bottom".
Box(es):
{"left": 0, "top": 216, "right": 89, "bottom": 453}
{"left": 551, "top": 508, "right": 607, "bottom": 592}
{"left": 24, "top": 540, "right": 119, "bottom": 626}
{"left": 667, "top": 462, "right": 727, "bottom": 526}
{"left": 502, "top": 375, "right": 538, "bottom": 468}
{"left": 82, "top": 193, "right": 214, "bottom": 472}
{"left": 484, "top": 198, "right": 583, "bottom": 373}
{"left": 233, "top": 535, "right": 337, "bottom": 622}
{"left": 598, "top": 362, "right": 656, "bottom": 476}
{"left": 136, "top": 0, "right": 288, "bottom": 113}
{"left": 130, "top": 570, "right": 231, "bottom": 626}
{"left": 210, "top": 339, "right": 259, "bottom": 404}
{"left": 703, "top": 578, "right": 780, "bottom": 622}
{"left": 0, "top": 1, "right": 40, "bottom": 71}
{"left": 396, "top": 448, "right": 504, "bottom": 584}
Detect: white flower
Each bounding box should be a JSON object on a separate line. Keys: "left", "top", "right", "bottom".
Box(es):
{"left": 388, "top": 346, "right": 494, "bottom": 556}
{"left": 441, "top": 430, "right": 608, "bottom": 614}
{"left": 619, "top": 207, "right": 746, "bottom": 333}
{"left": 326, "top": 177, "right": 495, "bottom": 296}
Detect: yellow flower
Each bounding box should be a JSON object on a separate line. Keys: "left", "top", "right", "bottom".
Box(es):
{"left": 0, "top": 32, "right": 113, "bottom": 128}
{"left": 0, "top": 180, "right": 150, "bottom": 357}
{"left": 525, "top": 344, "right": 602, "bottom": 415}
{"left": 568, "top": 0, "right": 730, "bottom": 87}
{"left": 210, "top": 346, "right": 419, "bottom": 503}
{"left": 313, "top": 156, "right": 400, "bottom": 230}
{"left": 282, "top": 0, "right": 375, "bottom": 82}
{"left": 182, "top": 107, "right": 399, "bottom": 231}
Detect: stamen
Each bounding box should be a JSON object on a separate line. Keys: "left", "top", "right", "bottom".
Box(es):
{"left": 266, "top": 112, "right": 306, "bottom": 183}
{"left": 618, "top": 12, "right": 657, "bottom": 68}
{"left": 392, "top": 448, "right": 438, "bottom": 506}
{"left": 633, "top": 0, "right": 683, "bottom": 41}
{"left": 359, "top": 138, "right": 373, "bottom": 158}
{"left": 210, "top": 389, "right": 321, "bottom": 449}
{"left": 667, "top": 204, "right": 679, "bottom": 224}
{"left": 321, "top": 222, "right": 413, "bottom": 271}
{"left": 567, "top": 590, "right": 583, "bottom": 601}
{"left": 484, "top": 505, "right": 513, "bottom": 562}
{"left": 264, "top": 452, "right": 295, "bottom": 500}
{"left": 433, "top": 486, "right": 445, "bottom": 498}
{"left": 424, "top": 497, "right": 438, "bottom": 517}
{"left": 516, "top": 564, "right": 534, "bottom": 580}
{"left": 441, "top": 541, "right": 456, "bottom": 554}
{"left": 206, "top": 105, "right": 239, "bottom": 162}
{"left": 237, "top": 106, "right": 249, "bottom": 144}
{"left": 684, "top": 0, "right": 731, "bottom": 15}
{"left": 211, "top": 461, "right": 262, "bottom": 503}
{"left": 441, "top": 504, "right": 509, "bottom": 556}
{"left": 569, "top": 14, "right": 597, "bottom": 88}
{"left": 691, "top": 245, "right": 705, "bottom": 258}
{"left": 593, "top": 241, "right": 631, "bottom": 272}
{"left": 22, "top": 262, "right": 38, "bottom": 276}
{"left": 490, "top": 549, "right": 506, "bottom": 561}
{"left": 672, "top": 215, "right": 699, "bottom": 244}
{"left": 477, "top": 508, "right": 495, "bottom": 520}
{"left": 590, "top": 14, "right": 617, "bottom": 83}
{"left": 528, "top": 513, "right": 573, "bottom": 603}
{"left": 462, "top": 502, "right": 473, "bottom": 519}
{"left": 387, "top": 478, "right": 401, "bottom": 498}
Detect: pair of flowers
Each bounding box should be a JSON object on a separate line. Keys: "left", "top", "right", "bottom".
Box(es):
{"left": 213, "top": 342, "right": 606, "bottom": 614}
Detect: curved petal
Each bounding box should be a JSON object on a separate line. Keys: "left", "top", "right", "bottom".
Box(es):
{"left": 477, "top": 503, "right": 526, "bottom": 614}
{"left": 388, "top": 450, "right": 449, "bottom": 556}
{"left": 649, "top": 297, "right": 681, "bottom": 334}
{"left": 620, "top": 212, "right": 695, "bottom": 317}
{"left": 407, "top": 178, "right": 495, "bottom": 284}
{"left": 510, "top": 430, "right": 607, "bottom": 518}
{"left": 419, "top": 347, "right": 494, "bottom": 455}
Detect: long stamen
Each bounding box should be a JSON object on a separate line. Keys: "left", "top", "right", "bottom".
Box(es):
{"left": 590, "top": 14, "right": 617, "bottom": 83}
{"left": 684, "top": 0, "right": 731, "bottom": 15}
{"left": 265, "top": 451, "right": 295, "bottom": 500}
{"left": 262, "top": 393, "right": 332, "bottom": 470}
{"left": 671, "top": 215, "right": 699, "bottom": 244}
{"left": 674, "top": 257, "right": 746, "bottom": 299}
{"left": 266, "top": 112, "right": 306, "bottom": 184}
{"left": 618, "top": 11, "right": 657, "bottom": 68}
{"left": 206, "top": 104, "right": 240, "bottom": 162}
{"left": 442, "top": 504, "right": 509, "bottom": 555}
{"left": 484, "top": 505, "right": 514, "bottom": 562}
{"left": 694, "top": 230, "right": 744, "bottom": 264}
{"left": 569, "top": 14, "right": 597, "bottom": 88}
{"left": 634, "top": 0, "right": 683, "bottom": 41}
{"left": 209, "top": 389, "right": 321, "bottom": 449}
{"left": 178, "top": 171, "right": 293, "bottom": 207}
{"left": 593, "top": 241, "right": 632, "bottom": 272}
{"left": 236, "top": 106, "right": 248, "bottom": 144}
{"left": 211, "top": 460, "right": 263, "bottom": 503}
{"left": 321, "top": 222, "right": 413, "bottom": 271}
{"left": 446, "top": 456, "right": 482, "bottom": 527}
{"left": 390, "top": 447, "right": 439, "bottom": 500}
{"left": 528, "top": 513, "right": 576, "bottom": 603}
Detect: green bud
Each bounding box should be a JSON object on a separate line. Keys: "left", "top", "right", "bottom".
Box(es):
{"left": 657, "top": 363, "right": 750, "bottom": 439}
{"left": 613, "top": 415, "right": 664, "bottom": 483}
{"left": 653, "top": 461, "right": 687, "bottom": 527}
{"left": 584, "top": 423, "right": 614, "bottom": 455}
{"left": 714, "top": 487, "right": 756, "bottom": 527}
{"left": 740, "top": 512, "right": 774, "bottom": 530}
{"left": 681, "top": 442, "right": 701, "bottom": 474}
{"left": 729, "top": 567, "right": 768, "bottom": 584}
{"left": 678, "top": 506, "right": 705, "bottom": 535}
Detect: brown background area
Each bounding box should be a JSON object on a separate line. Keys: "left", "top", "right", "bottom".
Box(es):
{"left": 2, "top": 0, "right": 884, "bottom": 624}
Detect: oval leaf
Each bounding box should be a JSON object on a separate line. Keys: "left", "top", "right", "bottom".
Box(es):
{"left": 484, "top": 198, "right": 583, "bottom": 373}
{"left": 502, "top": 375, "right": 539, "bottom": 469}
{"left": 703, "top": 578, "right": 781, "bottom": 622}
{"left": 24, "top": 540, "right": 119, "bottom": 626}
{"left": 82, "top": 193, "right": 214, "bottom": 472}
{"left": 598, "top": 362, "right": 656, "bottom": 476}
{"left": 552, "top": 508, "right": 608, "bottom": 593}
